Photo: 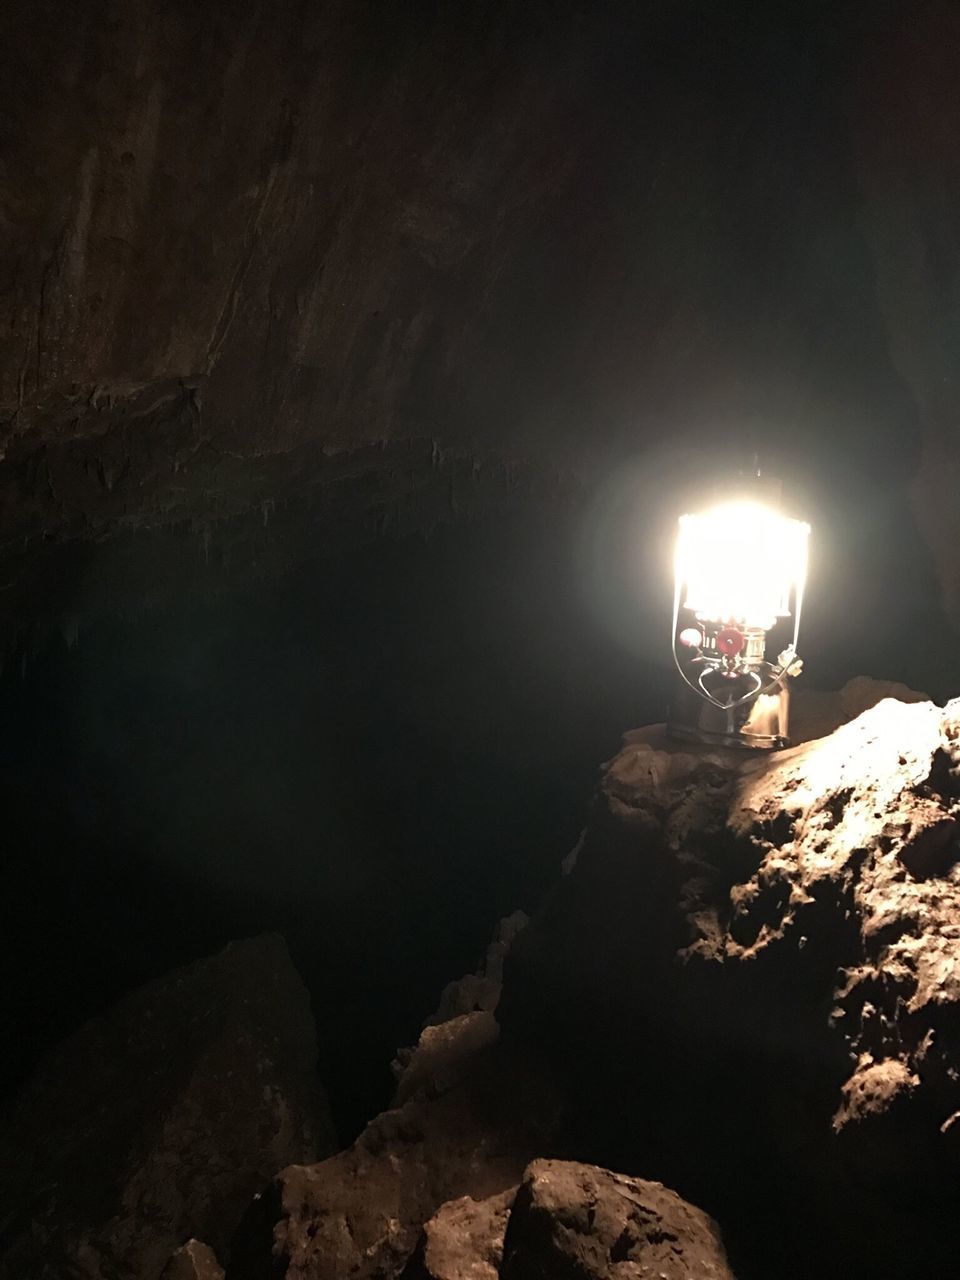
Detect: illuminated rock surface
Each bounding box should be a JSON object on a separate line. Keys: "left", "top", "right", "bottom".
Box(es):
{"left": 500, "top": 695, "right": 960, "bottom": 1277}
{"left": 227, "top": 1003, "right": 564, "bottom": 1280}
{"left": 5, "top": 695, "right": 960, "bottom": 1278}
{"left": 221, "top": 694, "right": 960, "bottom": 1280}
{"left": 161, "top": 1240, "right": 225, "bottom": 1280}
{"left": 400, "top": 1161, "right": 734, "bottom": 1280}
{"left": 0, "top": 935, "right": 332, "bottom": 1280}
{"left": 499, "top": 1160, "right": 733, "bottom": 1280}
{"left": 400, "top": 1188, "right": 515, "bottom": 1280}
{"left": 790, "top": 674, "right": 929, "bottom": 744}
{"left": 227, "top": 947, "right": 733, "bottom": 1280}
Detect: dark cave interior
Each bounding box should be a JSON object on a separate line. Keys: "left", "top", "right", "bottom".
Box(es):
{"left": 0, "top": 501, "right": 657, "bottom": 1140}
{"left": 2, "top": 464, "right": 953, "bottom": 1148}
{"left": 2, "top": 1, "right": 960, "bottom": 1277}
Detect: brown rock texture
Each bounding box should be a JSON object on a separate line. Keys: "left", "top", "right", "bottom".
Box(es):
{"left": 0, "top": 934, "right": 333, "bottom": 1280}
{"left": 730, "top": 695, "right": 960, "bottom": 1134}
{"left": 501, "top": 1160, "right": 733, "bottom": 1280}
{"left": 160, "top": 1240, "right": 225, "bottom": 1280}
{"left": 400, "top": 1188, "right": 515, "bottom": 1280}
{"left": 790, "top": 675, "right": 929, "bottom": 744}
{"left": 500, "top": 696, "right": 960, "bottom": 1277}
{"left": 401, "top": 1159, "right": 735, "bottom": 1280}
{"left": 228, "top": 1015, "right": 562, "bottom": 1280}
{"left": 225, "top": 907, "right": 557, "bottom": 1280}
{"left": 207, "top": 691, "right": 960, "bottom": 1280}
{"left": 424, "top": 912, "right": 529, "bottom": 1030}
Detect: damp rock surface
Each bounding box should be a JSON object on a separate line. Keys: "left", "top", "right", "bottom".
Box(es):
{"left": 501, "top": 1159, "right": 734, "bottom": 1280}
{"left": 399, "top": 1187, "right": 516, "bottom": 1280}
{"left": 17, "top": 695, "right": 960, "bottom": 1280}
{"left": 224, "top": 693, "right": 960, "bottom": 1280}
{"left": 228, "top": 1015, "right": 561, "bottom": 1280}
{"left": 500, "top": 695, "right": 960, "bottom": 1277}
{"left": 400, "top": 1159, "right": 734, "bottom": 1280}
{"left": 424, "top": 911, "right": 529, "bottom": 1029}
{"left": 225, "top": 913, "right": 556, "bottom": 1280}
{"left": 160, "top": 1239, "right": 225, "bottom": 1280}
{"left": 0, "top": 934, "right": 332, "bottom": 1280}
{"left": 790, "top": 675, "right": 930, "bottom": 744}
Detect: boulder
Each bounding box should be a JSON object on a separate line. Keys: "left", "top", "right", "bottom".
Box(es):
{"left": 501, "top": 1160, "right": 734, "bottom": 1279}
{"left": 500, "top": 696, "right": 960, "bottom": 1278}
{"left": 226, "top": 691, "right": 960, "bottom": 1280}
{"left": 224, "top": 905, "right": 552, "bottom": 1280}
{"left": 391, "top": 912, "right": 528, "bottom": 1095}
{"left": 399, "top": 1188, "right": 515, "bottom": 1280}
{"left": 790, "top": 675, "right": 930, "bottom": 743}
{"left": 0, "top": 934, "right": 333, "bottom": 1280}
{"left": 400, "top": 1159, "right": 735, "bottom": 1280}
{"left": 227, "top": 1014, "right": 562, "bottom": 1280}
{"left": 392, "top": 1011, "right": 500, "bottom": 1108}
{"left": 160, "top": 1240, "right": 224, "bottom": 1280}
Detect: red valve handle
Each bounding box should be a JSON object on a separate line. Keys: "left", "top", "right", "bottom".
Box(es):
{"left": 716, "top": 627, "right": 744, "bottom": 658}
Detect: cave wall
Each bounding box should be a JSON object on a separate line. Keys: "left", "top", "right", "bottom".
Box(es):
{"left": 3, "top": 0, "right": 960, "bottom": 1163}
{"left": 0, "top": 0, "right": 942, "bottom": 653}
{"left": 0, "top": 0, "right": 662, "bottom": 540}
{"left": 851, "top": 1, "right": 960, "bottom": 629}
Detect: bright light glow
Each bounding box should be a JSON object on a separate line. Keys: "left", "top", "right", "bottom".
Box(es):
{"left": 675, "top": 501, "right": 810, "bottom": 630}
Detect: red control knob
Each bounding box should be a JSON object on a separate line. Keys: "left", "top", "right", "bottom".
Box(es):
{"left": 716, "top": 627, "right": 745, "bottom": 658}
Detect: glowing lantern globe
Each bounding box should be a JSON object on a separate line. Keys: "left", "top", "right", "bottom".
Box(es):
{"left": 667, "top": 500, "right": 810, "bottom": 749}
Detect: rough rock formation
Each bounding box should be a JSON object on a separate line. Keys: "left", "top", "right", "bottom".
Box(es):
{"left": 161, "top": 1240, "right": 225, "bottom": 1280}
{"left": 400, "top": 1188, "right": 515, "bottom": 1280}
{"left": 401, "top": 1160, "right": 733, "bottom": 1280}
{"left": 501, "top": 1160, "right": 733, "bottom": 1280}
{"left": 9, "top": 694, "right": 958, "bottom": 1279}
{"left": 732, "top": 697, "right": 960, "bottom": 1128}
{"left": 228, "top": 903, "right": 732, "bottom": 1280}
{"left": 8, "top": 692, "right": 959, "bottom": 1280}
{"left": 210, "top": 692, "right": 960, "bottom": 1280}
{"left": 0, "top": 934, "right": 333, "bottom": 1280}
{"left": 231, "top": 1023, "right": 737, "bottom": 1280}
{"left": 227, "top": 956, "right": 564, "bottom": 1280}
{"left": 500, "top": 696, "right": 960, "bottom": 1277}
{"left": 790, "top": 674, "right": 929, "bottom": 744}
{"left": 424, "top": 912, "right": 529, "bottom": 1030}
{"left": 387, "top": 911, "right": 531, "bottom": 1103}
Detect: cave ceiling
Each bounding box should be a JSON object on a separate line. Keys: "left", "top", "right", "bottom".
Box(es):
{"left": 0, "top": 0, "right": 954, "bottom": 633}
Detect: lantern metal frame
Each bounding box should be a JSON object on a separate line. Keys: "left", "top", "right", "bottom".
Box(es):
{"left": 666, "top": 501, "right": 810, "bottom": 750}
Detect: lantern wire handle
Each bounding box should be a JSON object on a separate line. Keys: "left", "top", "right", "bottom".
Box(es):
{"left": 670, "top": 567, "right": 804, "bottom": 714}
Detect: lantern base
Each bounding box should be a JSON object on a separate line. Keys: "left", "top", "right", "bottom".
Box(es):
{"left": 666, "top": 671, "right": 790, "bottom": 750}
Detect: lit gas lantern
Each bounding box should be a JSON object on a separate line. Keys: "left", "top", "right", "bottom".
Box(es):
{"left": 667, "top": 498, "right": 810, "bottom": 749}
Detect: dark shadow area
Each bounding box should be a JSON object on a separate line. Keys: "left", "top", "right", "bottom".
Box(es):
{"left": 1, "top": 461, "right": 954, "bottom": 1143}
{"left": 0, "top": 495, "right": 663, "bottom": 1139}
